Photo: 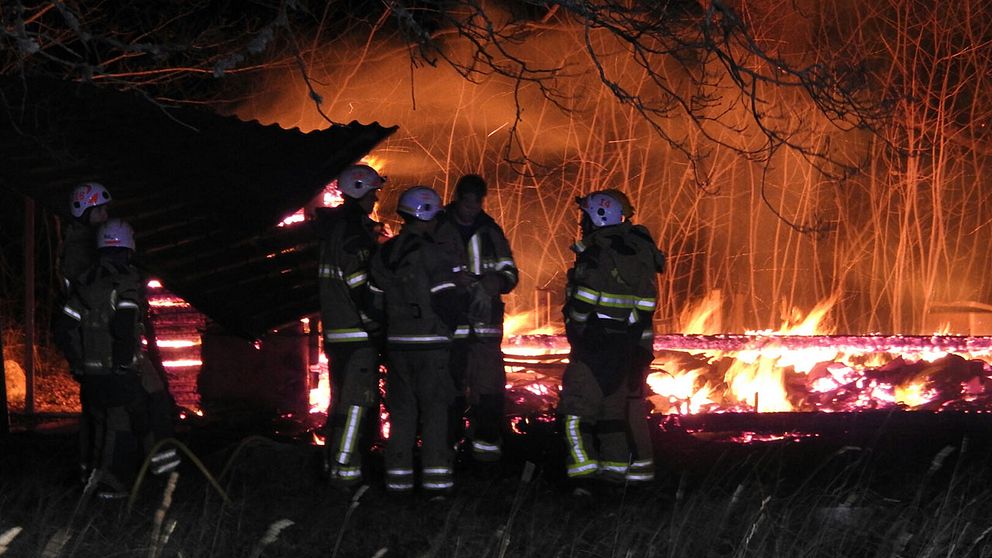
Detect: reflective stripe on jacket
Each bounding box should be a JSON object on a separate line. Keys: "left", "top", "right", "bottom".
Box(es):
{"left": 436, "top": 209, "right": 517, "bottom": 338}
{"left": 60, "top": 259, "right": 144, "bottom": 375}
{"left": 369, "top": 229, "right": 461, "bottom": 349}
{"left": 315, "top": 204, "right": 381, "bottom": 346}
{"left": 565, "top": 221, "right": 665, "bottom": 330}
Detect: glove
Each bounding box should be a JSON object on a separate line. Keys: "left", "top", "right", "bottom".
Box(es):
{"left": 114, "top": 365, "right": 137, "bottom": 376}
{"left": 565, "top": 317, "right": 586, "bottom": 344}
{"left": 480, "top": 273, "right": 502, "bottom": 296}
{"left": 467, "top": 281, "right": 492, "bottom": 325}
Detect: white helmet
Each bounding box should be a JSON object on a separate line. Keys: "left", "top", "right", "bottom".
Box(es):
{"left": 579, "top": 191, "right": 624, "bottom": 228}
{"left": 70, "top": 182, "right": 112, "bottom": 218}
{"left": 397, "top": 186, "right": 442, "bottom": 221}
{"left": 336, "top": 164, "right": 385, "bottom": 199}
{"left": 97, "top": 218, "right": 135, "bottom": 250}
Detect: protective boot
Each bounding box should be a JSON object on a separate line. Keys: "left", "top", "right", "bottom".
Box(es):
{"left": 596, "top": 420, "right": 630, "bottom": 484}
{"left": 626, "top": 397, "right": 655, "bottom": 483}
{"left": 421, "top": 466, "right": 455, "bottom": 496}
{"left": 385, "top": 467, "right": 415, "bottom": 494}
{"left": 470, "top": 393, "right": 503, "bottom": 463}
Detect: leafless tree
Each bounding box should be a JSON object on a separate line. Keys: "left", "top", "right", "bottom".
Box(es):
{"left": 1, "top": 1, "right": 896, "bottom": 185}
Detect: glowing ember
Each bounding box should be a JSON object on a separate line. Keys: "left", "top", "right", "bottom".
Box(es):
{"left": 161, "top": 359, "right": 203, "bottom": 368}
{"left": 154, "top": 339, "right": 200, "bottom": 349}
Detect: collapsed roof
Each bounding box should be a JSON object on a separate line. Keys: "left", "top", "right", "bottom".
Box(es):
{"left": 1, "top": 77, "right": 396, "bottom": 339}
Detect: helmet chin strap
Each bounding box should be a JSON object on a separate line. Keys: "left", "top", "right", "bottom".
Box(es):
{"left": 579, "top": 212, "right": 594, "bottom": 236}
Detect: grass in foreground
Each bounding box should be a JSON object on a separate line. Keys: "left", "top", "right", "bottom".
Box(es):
{"left": 2, "top": 419, "right": 992, "bottom": 557}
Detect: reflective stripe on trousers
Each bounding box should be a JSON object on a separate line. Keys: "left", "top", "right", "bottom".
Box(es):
{"left": 564, "top": 415, "right": 598, "bottom": 478}
{"left": 335, "top": 406, "right": 365, "bottom": 465}
{"left": 626, "top": 459, "right": 655, "bottom": 482}
{"left": 386, "top": 468, "right": 415, "bottom": 492}
{"left": 422, "top": 466, "right": 454, "bottom": 491}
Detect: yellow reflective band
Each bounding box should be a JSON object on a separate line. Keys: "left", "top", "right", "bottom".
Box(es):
{"left": 335, "top": 467, "right": 362, "bottom": 479}
{"left": 336, "top": 406, "right": 364, "bottom": 464}
{"left": 346, "top": 271, "right": 368, "bottom": 288}
{"left": 565, "top": 415, "right": 589, "bottom": 465}
{"left": 324, "top": 329, "right": 370, "bottom": 342}
{"left": 573, "top": 287, "right": 600, "bottom": 304}
{"left": 567, "top": 461, "right": 599, "bottom": 477}
{"left": 635, "top": 297, "right": 657, "bottom": 311}
{"left": 598, "top": 293, "right": 637, "bottom": 308}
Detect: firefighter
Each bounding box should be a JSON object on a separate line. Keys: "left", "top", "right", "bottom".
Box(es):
{"left": 314, "top": 163, "right": 386, "bottom": 488}
{"left": 57, "top": 219, "right": 180, "bottom": 499}
{"left": 600, "top": 188, "right": 664, "bottom": 483}
{"left": 559, "top": 190, "right": 665, "bottom": 486}
{"left": 58, "top": 182, "right": 112, "bottom": 484}
{"left": 435, "top": 174, "right": 518, "bottom": 464}
{"left": 62, "top": 182, "right": 112, "bottom": 290}
{"left": 369, "top": 186, "right": 463, "bottom": 495}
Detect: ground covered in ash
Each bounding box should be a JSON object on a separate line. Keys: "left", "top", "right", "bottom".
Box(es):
{"left": 3, "top": 412, "right": 992, "bottom": 557}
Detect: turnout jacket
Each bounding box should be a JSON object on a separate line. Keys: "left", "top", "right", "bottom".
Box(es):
{"left": 369, "top": 228, "right": 462, "bottom": 349}
{"left": 58, "top": 258, "right": 145, "bottom": 376}
{"left": 564, "top": 221, "right": 666, "bottom": 335}
{"left": 59, "top": 220, "right": 99, "bottom": 293}
{"left": 314, "top": 203, "right": 383, "bottom": 347}
{"left": 435, "top": 208, "right": 518, "bottom": 340}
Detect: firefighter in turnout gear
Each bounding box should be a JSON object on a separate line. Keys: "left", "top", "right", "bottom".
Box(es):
{"left": 435, "top": 175, "right": 519, "bottom": 463}
{"left": 314, "top": 163, "right": 387, "bottom": 488}
{"left": 57, "top": 182, "right": 112, "bottom": 485}
{"left": 369, "top": 186, "right": 463, "bottom": 495}
{"left": 600, "top": 188, "right": 665, "bottom": 483}
{"left": 559, "top": 191, "right": 665, "bottom": 485}
{"left": 62, "top": 182, "right": 112, "bottom": 291}
{"left": 56, "top": 219, "right": 179, "bottom": 499}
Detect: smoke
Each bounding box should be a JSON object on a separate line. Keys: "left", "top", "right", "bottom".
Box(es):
{"left": 230, "top": 1, "right": 992, "bottom": 334}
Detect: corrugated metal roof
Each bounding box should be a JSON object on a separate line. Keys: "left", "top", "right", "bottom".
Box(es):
{"left": 1, "top": 77, "right": 396, "bottom": 339}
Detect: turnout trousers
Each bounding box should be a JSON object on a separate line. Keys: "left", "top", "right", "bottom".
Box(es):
{"left": 325, "top": 344, "right": 380, "bottom": 486}
{"left": 558, "top": 327, "right": 637, "bottom": 482}
{"left": 625, "top": 333, "right": 656, "bottom": 483}
{"left": 450, "top": 335, "right": 505, "bottom": 461}
{"left": 385, "top": 348, "right": 456, "bottom": 493}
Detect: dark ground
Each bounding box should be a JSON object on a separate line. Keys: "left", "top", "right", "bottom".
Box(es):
{"left": 3, "top": 411, "right": 992, "bottom": 557}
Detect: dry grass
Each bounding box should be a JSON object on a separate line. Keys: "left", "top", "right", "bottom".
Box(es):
{"left": 2, "top": 416, "right": 992, "bottom": 557}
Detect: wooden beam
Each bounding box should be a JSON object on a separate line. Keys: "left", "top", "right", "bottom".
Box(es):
{"left": 0, "top": 311, "right": 9, "bottom": 437}
{"left": 24, "top": 197, "right": 35, "bottom": 416}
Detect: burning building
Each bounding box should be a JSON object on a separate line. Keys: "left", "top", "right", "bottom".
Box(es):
{"left": 5, "top": 2, "right": 992, "bottom": 438}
